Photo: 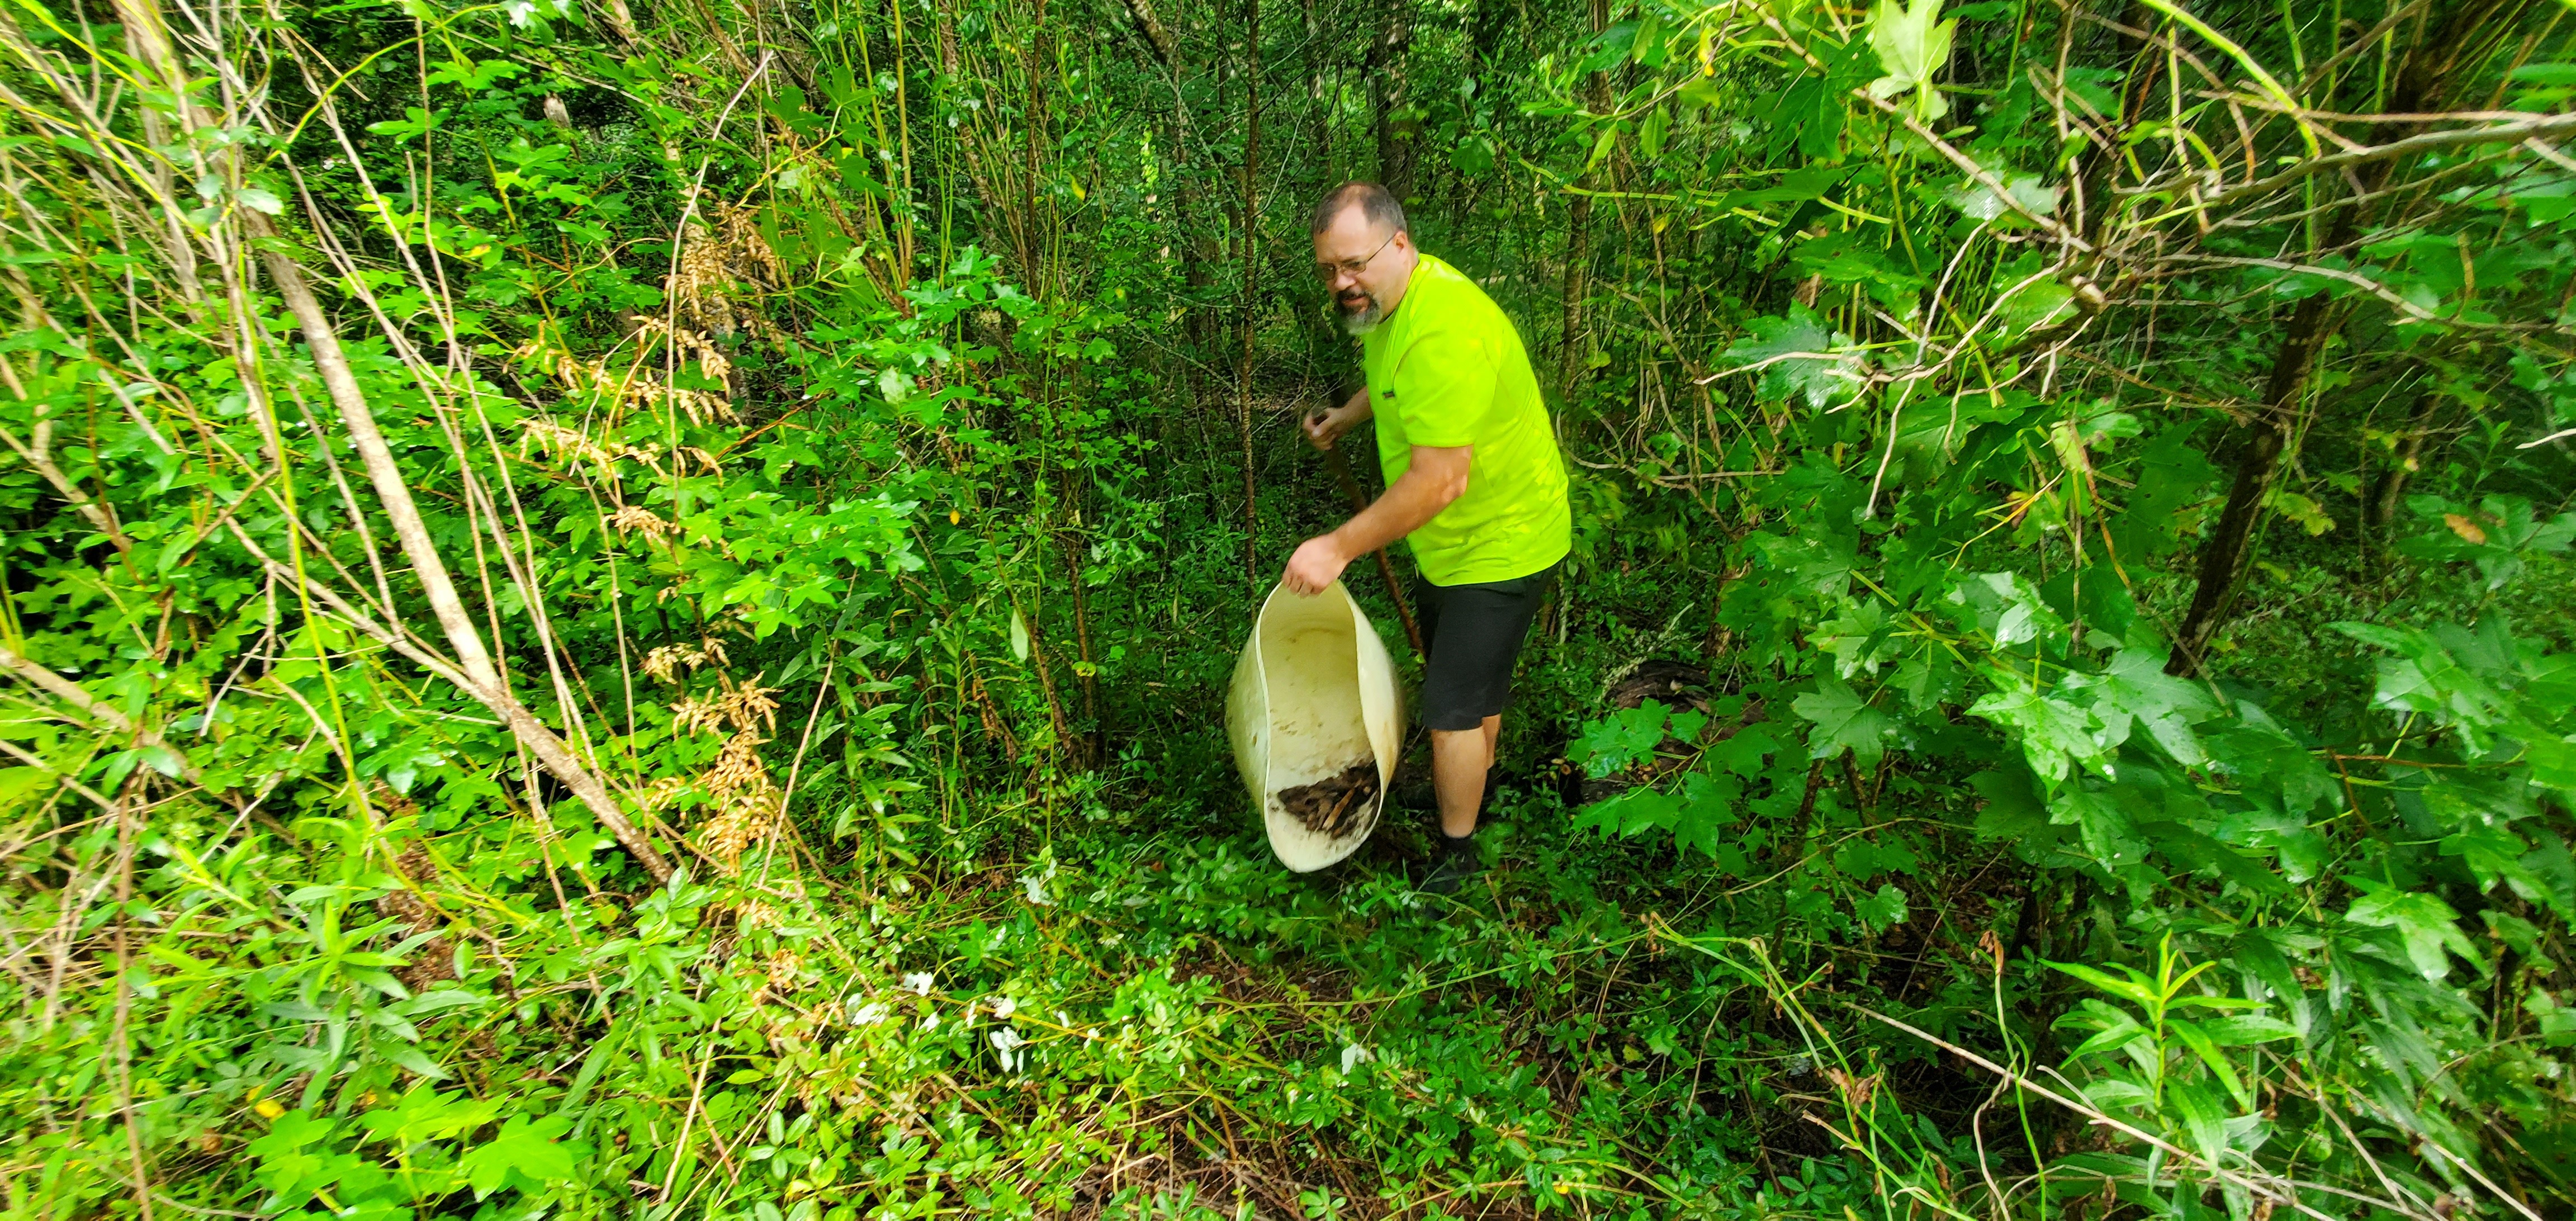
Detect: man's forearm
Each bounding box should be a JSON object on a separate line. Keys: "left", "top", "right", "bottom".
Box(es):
{"left": 1328, "top": 460, "right": 1460, "bottom": 559}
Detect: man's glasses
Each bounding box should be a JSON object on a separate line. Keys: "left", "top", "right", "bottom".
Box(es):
{"left": 1314, "top": 230, "right": 1396, "bottom": 283}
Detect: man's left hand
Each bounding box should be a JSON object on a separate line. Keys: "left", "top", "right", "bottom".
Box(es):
{"left": 1282, "top": 534, "right": 1352, "bottom": 596}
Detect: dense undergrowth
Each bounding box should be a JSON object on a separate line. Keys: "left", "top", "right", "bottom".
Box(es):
{"left": 3, "top": 0, "right": 2574, "bottom": 1215}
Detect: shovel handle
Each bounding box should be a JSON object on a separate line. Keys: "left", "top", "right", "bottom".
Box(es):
{"left": 1325, "top": 444, "right": 1427, "bottom": 657}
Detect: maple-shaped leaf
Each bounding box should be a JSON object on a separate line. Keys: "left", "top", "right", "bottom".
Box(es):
{"left": 461, "top": 1115, "right": 577, "bottom": 1199}
{"left": 1575, "top": 700, "right": 1674, "bottom": 778}
{"left": 1672, "top": 769, "right": 1744, "bottom": 860}
{"left": 1969, "top": 679, "right": 2107, "bottom": 784}
{"left": 1720, "top": 305, "right": 1865, "bottom": 411}
{"left": 2062, "top": 647, "right": 2219, "bottom": 767}
{"left": 2344, "top": 879, "right": 2482, "bottom": 981}
{"left": 2048, "top": 783, "right": 2147, "bottom": 865}
{"left": 1793, "top": 675, "right": 1898, "bottom": 769}
{"left": 1855, "top": 883, "right": 1909, "bottom": 930}
{"left": 1866, "top": 0, "right": 1955, "bottom": 120}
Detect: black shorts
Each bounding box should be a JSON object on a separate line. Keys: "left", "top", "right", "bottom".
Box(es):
{"left": 1414, "top": 561, "right": 1559, "bottom": 732}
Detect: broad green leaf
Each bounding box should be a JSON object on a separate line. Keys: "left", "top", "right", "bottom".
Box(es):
{"left": 2207, "top": 706, "right": 2341, "bottom": 816}
{"left": 1640, "top": 106, "right": 1669, "bottom": 159}
{"left": 1719, "top": 305, "right": 1865, "bottom": 411}
{"left": 2064, "top": 1020, "right": 2152, "bottom": 1064}
{"left": 1969, "top": 682, "right": 2106, "bottom": 784}
{"left": 2166, "top": 1016, "right": 2251, "bottom": 1108}
{"left": 2047, "top": 960, "right": 2158, "bottom": 1007}
{"left": 1706, "top": 725, "right": 1779, "bottom": 778}
{"left": 460, "top": 1115, "right": 576, "bottom": 1199}
{"left": 2063, "top": 648, "right": 2218, "bottom": 766}
{"left": 2079, "top": 1076, "right": 2152, "bottom": 1110}
{"left": 1811, "top": 599, "right": 1894, "bottom": 678}
{"left": 1792, "top": 675, "right": 1898, "bottom": 769}
{"left": 2164, "top": 993, "right": 2266, "bottom": 1010}
{"left": 1865, "top": 0, "right": 1956, "bottom": 119}
{"left": 1855, "top": 882, "right": 1908, "bottom": 929}
{"left": 1575, "top": 701, "right": 1673, "bottom": 778}
{"left": 2345, "top": 881, "right": 2482, "bottom": 981}
{"left": 1969, "top": 766, "right": 2060, "bottom": 858}
{"left": 1671, "top": 769, "right": 1744, "bottom": 859}
{"left": 1949, "top": 571, "right": 2067, "bottom": 649}
{"left": 1948, "top": 173, "right": 2058, "bottom": 227}
{"left": 1575, "top": 784, "right": 1680, "bottom": 838}
{"left": 2169, "top": 1078, "right": 2233, "bottom": 1168}
{"left": 2197, "top": 1014, "right": 2300, "bottom": 1045}
{"left": 2048, "top": 784, "right": 2146, "bottom": 864}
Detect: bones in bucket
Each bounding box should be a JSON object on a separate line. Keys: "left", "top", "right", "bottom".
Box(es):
{"left": 1225, "top": 580, "right": 1404, "bottom": 871}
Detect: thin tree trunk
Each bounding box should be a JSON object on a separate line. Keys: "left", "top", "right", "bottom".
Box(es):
{"left": 1123, "top": 0, "right": 1178, "bottom": 67}
{"left": 2070, "top": 0, "right": 2165, "bottom": 245}
{"left": 1367, "top": 0, "right": 1414, "bottom": 203}
{"left": 2163, "top": 296, "right": 2328, "bottom": 676}
{"left": 1019, "top": 600, "right": 1075, "bottom": 763}
{"left": 1026, "top": 0, "right": 1052, "bottom": 297}
{"left": 939, "top": 4, "right": 1015, "bottom": 273}
{"left": 1238, "top": 0, "right": 1263, "bottom": 581}
{"left": 1557, "top": 0, "right": 1608, "bottom": 401}
{"left": 2163, "top": 0, "right": 2520, "bottom": 676}
{"left": 595, "top": 0, "right": 641, "bottom": 42}
{"left": 2373, "top": 391, "right": 2438, "bottom": 531}
{"left": 1557, "top": 196, "right": 1593, "bottom": 400}
{"left": 1064, "top": 519, "right": 1103, "bottom": 765}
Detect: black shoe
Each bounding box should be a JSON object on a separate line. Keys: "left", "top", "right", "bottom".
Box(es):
{"left": 1421, "top": 834, "right": 1481, "bottom": 896}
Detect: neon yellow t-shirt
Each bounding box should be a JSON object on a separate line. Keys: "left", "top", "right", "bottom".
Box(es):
{"left": 1363, "top": 254, "right": 1571, "bottom": 585}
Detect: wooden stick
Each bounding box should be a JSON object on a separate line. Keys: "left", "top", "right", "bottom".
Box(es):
{"left": 1324, "top": 446, "right": 1426, "bottom": 656}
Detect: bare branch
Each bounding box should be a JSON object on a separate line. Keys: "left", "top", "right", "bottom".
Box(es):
{"left": 2198, "top": 112, "right": 2576, "bottom": 211}
{"left": 0, "top": 646, "right": 201, "bottom": 785}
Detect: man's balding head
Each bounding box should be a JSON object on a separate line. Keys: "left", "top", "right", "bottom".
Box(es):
{"left": 1310, "top": 182, "right": 1408, "bottom": 236}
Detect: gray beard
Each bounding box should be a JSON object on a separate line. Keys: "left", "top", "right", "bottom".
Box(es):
{"left": 1337, "top": 297, "right": 1383, "bottom": 335}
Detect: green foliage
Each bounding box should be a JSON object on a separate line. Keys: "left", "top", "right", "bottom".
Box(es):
{"left": 4, "top": 0, "right": 2574, "bottom": 1215}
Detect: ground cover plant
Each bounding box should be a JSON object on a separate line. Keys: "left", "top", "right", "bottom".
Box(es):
{"left": 1, "top": 0, "right": 2573, "bottom": 1215}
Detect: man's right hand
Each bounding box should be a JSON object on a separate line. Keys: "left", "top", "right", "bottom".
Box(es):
{"left": 1302, "top": 390, "right": 1372, "bottom": 452}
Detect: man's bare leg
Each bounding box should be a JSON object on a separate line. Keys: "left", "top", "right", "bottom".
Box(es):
{"left": 1432, "top": 714, "right": 1503, "bottom": 838}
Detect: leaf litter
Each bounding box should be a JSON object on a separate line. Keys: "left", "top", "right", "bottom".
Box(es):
{"left": 1278, "top": 760, "right": 1379, "bottom": 837}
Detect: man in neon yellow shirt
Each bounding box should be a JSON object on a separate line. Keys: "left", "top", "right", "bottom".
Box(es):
{"left": 1282, "top": 182, "right": 1572, "bottom": 895}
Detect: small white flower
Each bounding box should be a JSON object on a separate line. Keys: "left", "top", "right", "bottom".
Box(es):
{"left": 921, "top": 1009, "right": 940, "bottom": 1031}
{"left": 990, "top": 1027, "right": 1024, "bottom": 1071}
{"left": 989, "top": 996, "right": 1017, "bottom": 1020}
{"left": 848, "top": 1001, "right": 891, "bottom": 1026}
{"left": 902, "top": 972, "right": 935, "bottom": 995}
{"left": 1340, "top": 1044, "right": 1372, "bottom": 1075}
{"left": 1020, "top": 870, "right": 1054, "bottom": 906}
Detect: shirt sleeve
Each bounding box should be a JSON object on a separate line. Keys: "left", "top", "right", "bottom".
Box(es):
{"left": 1388, "top": 324, "right": 1497, "bottom": 449}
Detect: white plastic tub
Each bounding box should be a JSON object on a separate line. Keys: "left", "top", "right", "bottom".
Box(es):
{"left": 1225, "top": 580, "right": 1404, "bottom": 871}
